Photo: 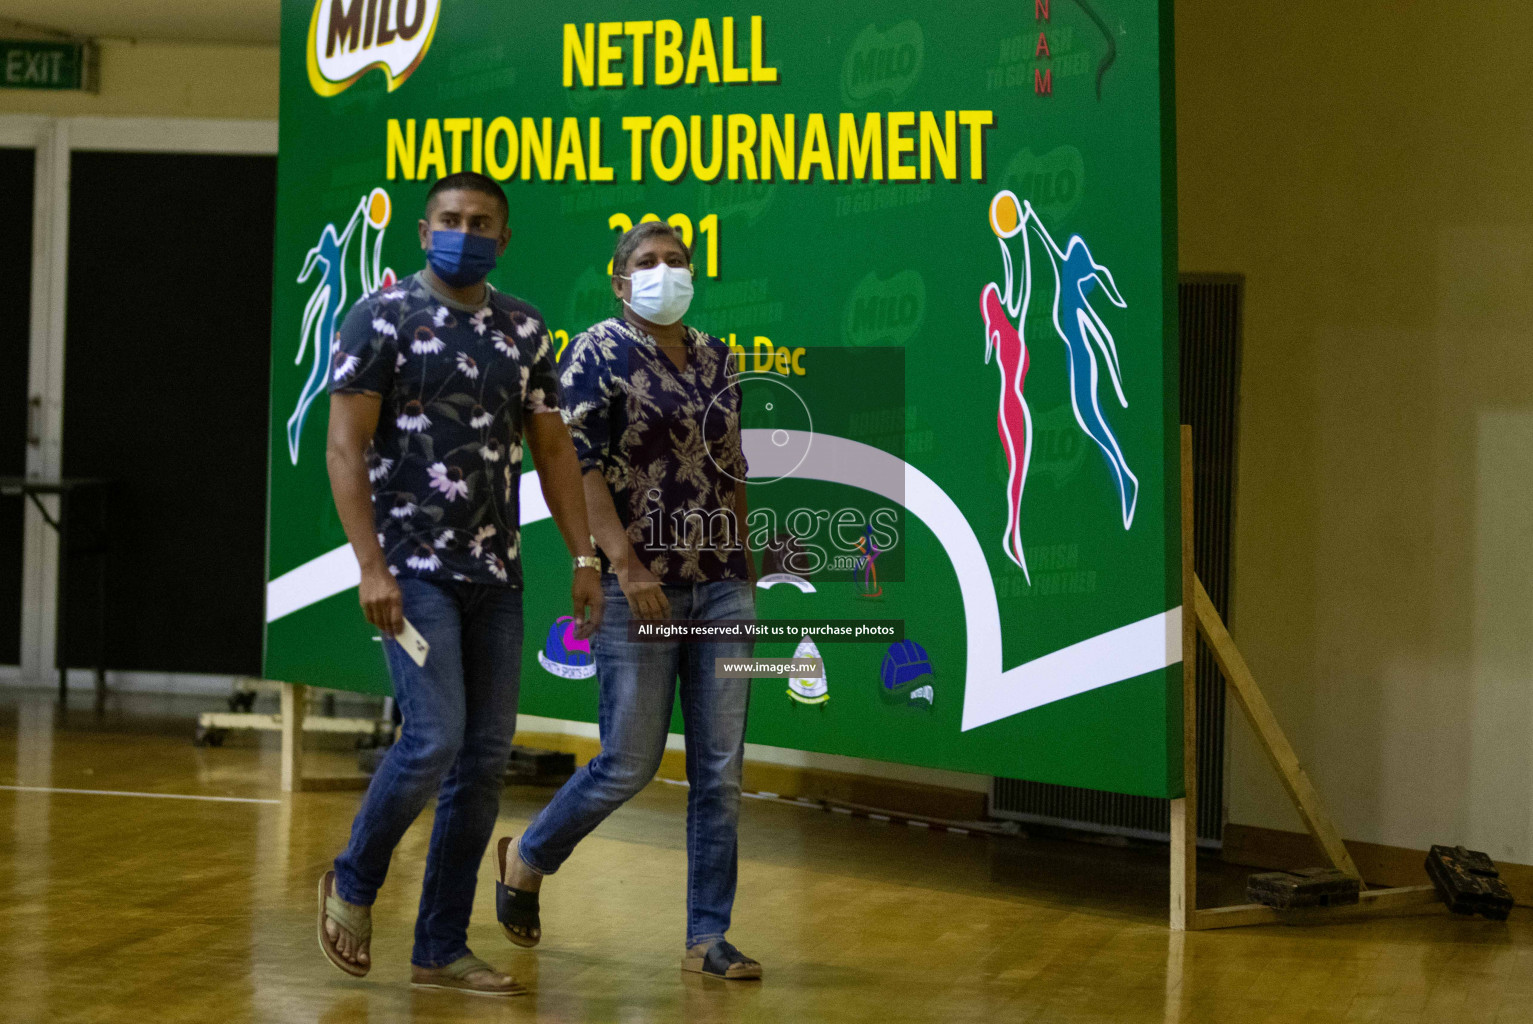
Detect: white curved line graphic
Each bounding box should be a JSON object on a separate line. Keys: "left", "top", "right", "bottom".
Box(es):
{"left": 741, "top": 430, "right": 1180, "bottom": 731}
{"left": 265, "top": 431, "right": 1179, "bottom": 731}
{"left": 756, "top": 572, "right": 817, "bottom": 593}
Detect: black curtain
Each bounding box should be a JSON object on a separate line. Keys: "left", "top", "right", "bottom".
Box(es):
{"left": 61, "top": 152, "right": 276, "bottom": 675}
{"left": 0, "top": 148, "right": 34, "bottom": 666}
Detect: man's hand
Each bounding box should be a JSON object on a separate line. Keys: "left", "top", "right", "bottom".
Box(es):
{"left": 359, "top": 564, "right": 405, "bottom": 636}
{"left": 571, "top": 567, "right": 604, "bottom": 639}
{"left": 616, "top": 556, "right": 670, "bottom": 620}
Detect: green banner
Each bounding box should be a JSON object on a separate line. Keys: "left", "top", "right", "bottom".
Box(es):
{"left": 267, "top": 0, "right": 1182, "bottom": 797}
{"left": 1, "top": 40, "right": 95, "bottom": 92}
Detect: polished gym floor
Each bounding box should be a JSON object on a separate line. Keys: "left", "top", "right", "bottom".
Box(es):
{"left": 0, "top": 690, "right": 1528, "bottom": 1024}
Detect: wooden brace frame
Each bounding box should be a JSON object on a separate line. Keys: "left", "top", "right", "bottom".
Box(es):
{"left": 1170, "top": 426, "right": 1437, "bottom": 930}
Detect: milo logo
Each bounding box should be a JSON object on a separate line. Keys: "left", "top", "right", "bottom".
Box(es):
{"left": 1001, "top": 146, "right": 1085, "bottom": 221}
{"left": 843, "top": 271, "right": 925, "bottom": 347}
{"left": 1028, "top": 404, "right": 1089, "bottom": 485}
{"left": 841, "top": 21, "right": 923, "bottom": 105}
{"left": 698, "top": 180, "right": 777, "bottom": 225}
{"left": 307, "top": 0, "right": 441, "bottom": 97}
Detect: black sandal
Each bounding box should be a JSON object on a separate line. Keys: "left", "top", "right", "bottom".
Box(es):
{"left": 683, "top": 940, "right": 762, "bottom": 980}
{"left": 495, "top": 836, "right": 542, "bottom": 948}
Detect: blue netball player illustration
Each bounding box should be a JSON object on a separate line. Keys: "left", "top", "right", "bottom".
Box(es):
{"left": 288, "top": 188, "right": 395, "bottom": 465}
{"left": 1038, "top": 214, "right": 1138, "bottom": 529}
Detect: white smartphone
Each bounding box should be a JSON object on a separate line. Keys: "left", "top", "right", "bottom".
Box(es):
{"left": 393, "top": 617, "right": 430, "bottom": 667}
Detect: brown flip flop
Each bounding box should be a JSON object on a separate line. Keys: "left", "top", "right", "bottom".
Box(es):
{"left": 317, "top": 870, "right": 372, "bottom": 978}
{"left": 411, "top": 954, "right": 528, "bottom": 996}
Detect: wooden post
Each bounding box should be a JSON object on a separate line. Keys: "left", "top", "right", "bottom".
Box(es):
{"left": 280, "top": 682, "right": 306, "bottom": 794}
{"left": 1169, "top": 426, "right": 1198, "bottom": 931}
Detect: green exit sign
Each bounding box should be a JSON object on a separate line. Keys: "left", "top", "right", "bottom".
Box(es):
{"left": 1, "top": 40, "right": 97, "bottom": 92}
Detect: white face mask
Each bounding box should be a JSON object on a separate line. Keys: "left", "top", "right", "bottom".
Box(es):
{"left": 621, "top": 264, "right": 694, "bottom": 326}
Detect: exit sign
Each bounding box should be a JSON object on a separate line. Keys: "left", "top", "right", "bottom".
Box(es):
{"left": 1, "top": 40, "right": 97, "bottom": 92}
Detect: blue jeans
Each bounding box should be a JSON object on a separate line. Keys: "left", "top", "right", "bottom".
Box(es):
{"left": 518, "top": 577, "right": 755, "bottom": 948}
{"left": 333, "top": 577, "right": 524, "bottom": 968}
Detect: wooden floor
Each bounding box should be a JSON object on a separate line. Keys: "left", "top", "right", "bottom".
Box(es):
{"left": 0, "top": 691, "right": 1528, "bottom": 1024}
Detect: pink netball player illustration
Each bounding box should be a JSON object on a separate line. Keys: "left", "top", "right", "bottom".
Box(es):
{"left": 979, "top": 255, "right": 1033, "bottom": 581}
{"left": 980, "top": 189, "right": 1137, "bottom": 583}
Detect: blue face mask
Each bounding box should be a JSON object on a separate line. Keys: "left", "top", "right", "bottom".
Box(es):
{"left": 426, "top": 230, "right": 499, "bottom": 287}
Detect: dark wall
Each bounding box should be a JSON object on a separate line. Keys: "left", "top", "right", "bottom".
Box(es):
{"left": 0, "top": 148, "right": 34, "bottom": 666}
{"left": 61, "top": 152, "right": 276, "bottom": 675}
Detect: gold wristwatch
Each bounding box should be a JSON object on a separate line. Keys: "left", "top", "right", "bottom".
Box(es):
{"left": 573, "top": 555, "right": 602, "bottom": 572}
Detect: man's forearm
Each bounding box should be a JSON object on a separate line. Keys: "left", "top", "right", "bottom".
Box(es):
{"left": 539, "top": 457, "right": 598, "bottom": 560}
{"left": 528, "top": 417, "right": 598, "bottom": 559}
{"left": 326, "top": 448, "right": 387, "bottom": 573}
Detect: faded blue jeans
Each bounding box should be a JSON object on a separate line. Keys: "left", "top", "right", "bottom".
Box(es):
{"left": 518, "top": 576, "right": 755, "bottom": 948}
{"left": 333, "top": 576, "right": 524, "bottom": 968}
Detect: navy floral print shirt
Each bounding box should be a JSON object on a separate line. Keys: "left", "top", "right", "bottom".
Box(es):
{"left": 558, "top": 317, "right": 750, "bottom": 583}
{"left": 329, "top": 271, "right": 559, "bottom": 587}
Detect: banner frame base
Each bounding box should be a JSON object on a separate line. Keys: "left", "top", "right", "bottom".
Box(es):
{"left": 1169, "top": 425, "right": 1438, "bottom": 930}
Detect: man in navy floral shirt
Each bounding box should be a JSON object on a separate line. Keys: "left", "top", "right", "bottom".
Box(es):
{"left": 316, "top": 173, "right": 602, "bottom": 996}
{"left": 337, "top": 258, "right": 557, "bottom": 586}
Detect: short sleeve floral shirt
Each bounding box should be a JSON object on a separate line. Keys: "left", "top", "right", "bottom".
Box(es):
{"left": 557, "top": 317, "right": 750, "bottom": 583}
{"left": 329, "top": 271, "right": 559, "bottom": 587}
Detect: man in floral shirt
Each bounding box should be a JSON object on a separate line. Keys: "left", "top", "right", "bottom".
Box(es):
{"left": 494, "top": 221, "right": 763, "bottom": 982}
{"left": 316, "top": 173, "right": 602, "bottom": 996}
{"left": 556, "top": 316, "right": 751, "bottom": 583}
{"left": 339, "top": 264, "right": 555, "bottom": 586}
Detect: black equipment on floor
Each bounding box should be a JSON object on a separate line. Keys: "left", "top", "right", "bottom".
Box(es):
{"left": 1246, "top": 868, "right": 1362, "bottom": 910}
{"left": 1425, "top": 845, "right": 1514, "bottom": 921}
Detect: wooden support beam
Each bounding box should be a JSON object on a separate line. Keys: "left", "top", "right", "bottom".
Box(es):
{"left": 1191, "top": 577, "right": 1363, "bottom": 881}
{"left": 1191, "top": 886, "right": 1440, "bottom": 931}
{"left": 1170, "top": 425, "right": 1198, "bottom": 932}
{"left": 198, "top": 712, "right": 385, "bottom": 735}
{"left": 280, "top": 682, "right": 306, "bottom": 794}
